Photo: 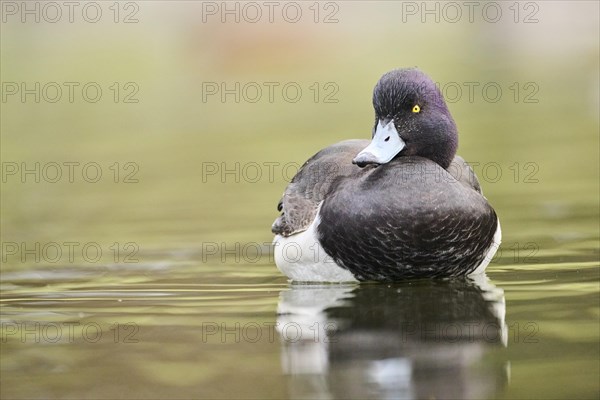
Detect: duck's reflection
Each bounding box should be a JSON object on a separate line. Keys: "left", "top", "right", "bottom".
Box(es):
{"left": 276, "top": 274, "right": 508, "bottom": 400}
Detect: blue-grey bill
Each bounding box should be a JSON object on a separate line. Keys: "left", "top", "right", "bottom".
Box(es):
{"left": 353, "top": 120, "right": 405, "bottom": 165}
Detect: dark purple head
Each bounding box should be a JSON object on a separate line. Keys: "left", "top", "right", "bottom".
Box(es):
{"left": 353, "top": 68, "right": 458, "bottom": 169}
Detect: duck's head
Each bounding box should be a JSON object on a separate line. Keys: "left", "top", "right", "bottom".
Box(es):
{"left": 353, "top": 68, "right": 458, "bottom": 169}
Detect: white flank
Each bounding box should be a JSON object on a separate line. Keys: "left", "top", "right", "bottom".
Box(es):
{"left": 273, "top": 203, "right": 358, "bottom": 283}
{"left": 470, "top": 220, "right": 502, "bottom": 275}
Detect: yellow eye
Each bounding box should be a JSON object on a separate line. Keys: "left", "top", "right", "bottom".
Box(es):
{"left": 412, "top": 105, "right": 421, "bottom": 113}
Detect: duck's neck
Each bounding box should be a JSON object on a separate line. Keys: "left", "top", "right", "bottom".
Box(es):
{"left": 423, "top": 133, "right": 458, "bottom": 169}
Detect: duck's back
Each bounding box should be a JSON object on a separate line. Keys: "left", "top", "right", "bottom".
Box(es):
{"left": 317, "top": 156, "right": 499, "bottom": 280}
{"left": 272, "top": 139, "right": 369, "bottom": 237}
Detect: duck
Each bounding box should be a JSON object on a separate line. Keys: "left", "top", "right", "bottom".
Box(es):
{"left": 271, "top": 68, "right": 501, "bottom": 282}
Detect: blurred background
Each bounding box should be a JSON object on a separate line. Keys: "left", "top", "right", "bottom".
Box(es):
{"left": 1, "top": 1, "right": 599, "bottom": 399}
